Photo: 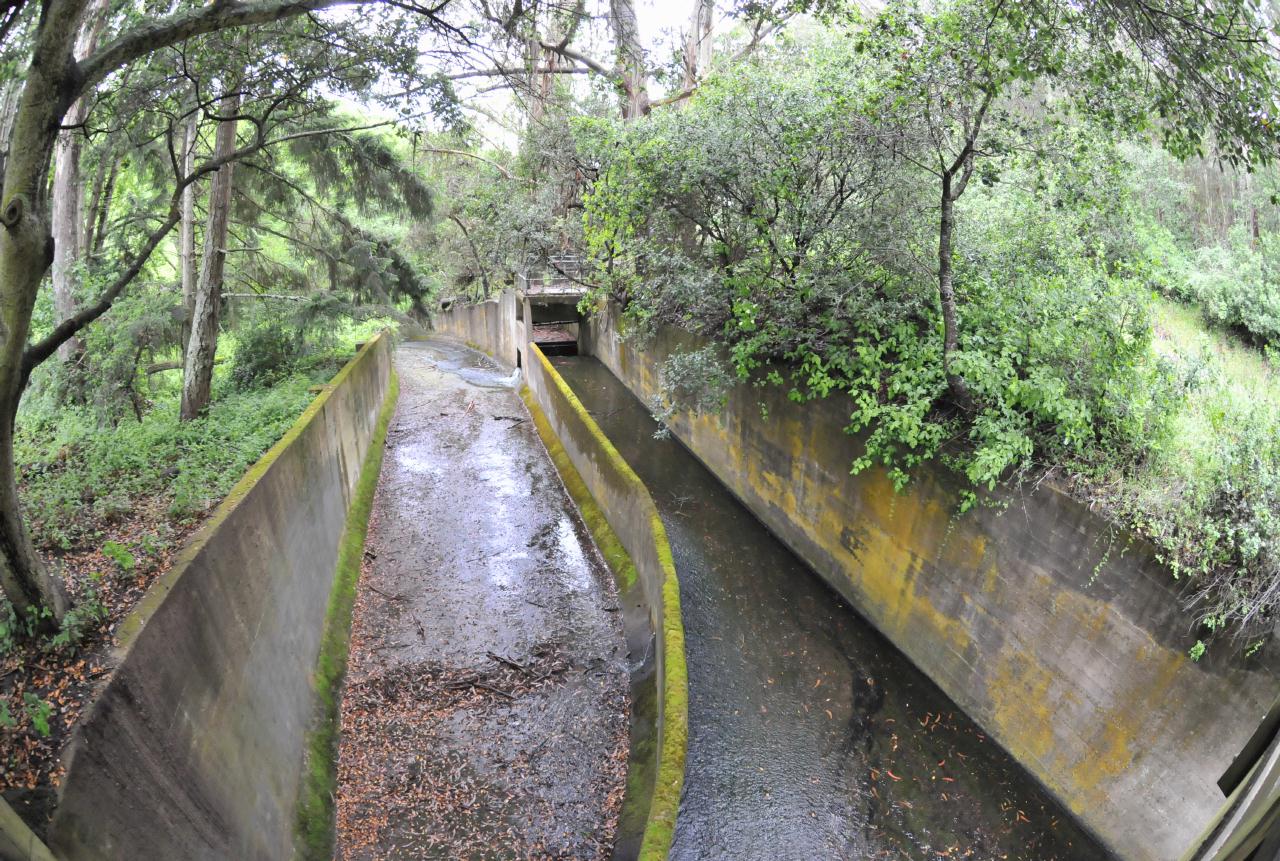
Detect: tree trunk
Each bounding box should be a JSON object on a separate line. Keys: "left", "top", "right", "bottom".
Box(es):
{"left": 82, "top": 143, "right": 110, "bottom": 254}
{"left": 682, "top": 0, "right": 714, "bottom": 92}
{"left": 938, "top": 173, "right": 971, "bottom": 409}
{"left": 50, "top": 139, "right": 85, "bottom": 362}
{"left": 0, "top": 0, "right": 88, "bottom": 625}
{"left": 610, "top": 0, "right": 650, "bottom": 119}
{"left": 526, "top": 34, "right": 560, "bottom": 126}
{"left": 49, "top": 0, "right": 110, "bottom": 363}
{"left": 0, "top": 78, "right": 20, "bottom": 185}
{"left": 90, "top": 153, "right": 118, "bottom": 256}
{"left": 180, "top": 90, "right": 239, "bottom": 421}
{"left": 179, "top": 111, "right": 199, "bottom": 352}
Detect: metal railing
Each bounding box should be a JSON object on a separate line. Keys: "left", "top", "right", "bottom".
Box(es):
{"left": 516, "top": 254, "right": 587, "bottom": 296}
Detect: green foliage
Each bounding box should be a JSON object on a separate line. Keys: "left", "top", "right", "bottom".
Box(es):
{"left": 1133, "top": 219, "right": 1280, "bottom": 347}
{"left": 22, "top": 694, "right": 52, "bottom": 738}
{"left": 580, "top": 38, "right": 1170, "bottom": 501}
{"left": 47, "top": 580, "right": 109, "bottom": 653}
{"left": 18, "top": 369, "right": 321, "bottom": 550}
{"left": 101, "top": 541, "right": 135, "bottom": 575}
{"left": 231, "top": 323, "right": 301, "bottom": 390}
{"left": 0, "top": 601, "right": 16, "bottom": 658}
{"left": 652, "top": 347, "right": 735, "bottom": 432}
{"left": 577, "top": 17, "right": 1280, "bottom": 646}
{"left": 1097, "top": 299, "right": 1280, "bottom": 638}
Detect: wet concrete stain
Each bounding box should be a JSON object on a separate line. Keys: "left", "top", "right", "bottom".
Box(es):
{"left": 554, "top": 357, "right": 1107, "bottom": 861}
{"left": 335, "top": 340, "right": 629, "bottom": 860}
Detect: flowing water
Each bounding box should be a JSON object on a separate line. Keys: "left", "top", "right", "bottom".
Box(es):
{"left": 553, "top": 356, "right": 1107, "bottom": 861}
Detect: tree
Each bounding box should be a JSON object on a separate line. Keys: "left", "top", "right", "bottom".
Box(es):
{"left": 857, "top": 3, "right": 1066, "bottom": 408}
{"left": 683, "top": 0, "right": 715, "bottom": 92}
{"left": 181, "top": 86, "right": 241, "bottom": 421}
{"left": 0, "top": 0, "right": 456, "bottom": 626}
{"left": 49, "top": 0, "right": 109, "bottom": 364}
{"left": 854, "top": 0, "right": 1280, "bottom": 409}
{"left": 179, "top": 108, "right": 199, "bottom": 351}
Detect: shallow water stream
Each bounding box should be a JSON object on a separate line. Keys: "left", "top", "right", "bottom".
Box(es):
{"left": 553, "top": 356, "right": 1107, "bottom": 861}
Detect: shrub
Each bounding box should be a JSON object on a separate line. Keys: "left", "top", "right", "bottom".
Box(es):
{"left": 230, "top": 323, "right": 301, "bottom": 390}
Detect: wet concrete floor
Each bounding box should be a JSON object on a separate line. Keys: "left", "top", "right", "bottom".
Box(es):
{"left": 555, "top": 356, "right": 1108, "bottom": 861}
{"left": 334, "top": 340, "right": 629, "bottom": 859}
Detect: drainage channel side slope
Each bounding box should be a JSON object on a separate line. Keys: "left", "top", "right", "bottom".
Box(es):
{"left": 520, "top": 341, "right": 688, "bottom": 861}
{"left": 47, "top": 332, "right": 394, "bottom": 861}
{"left": 334, "top": 339, "right": 629, "bottom": 859}
{"left": 295, "top": 368, "right": 400, "bottom": 858}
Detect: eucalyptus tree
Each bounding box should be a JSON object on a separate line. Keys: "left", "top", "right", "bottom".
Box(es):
{"left": 49, "top": 0, "right": 108, "bottom": 363}
{"left": 0, "top": 0, "right": 459, "bottom": 626}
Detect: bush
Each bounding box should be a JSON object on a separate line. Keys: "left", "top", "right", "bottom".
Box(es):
{"left": 1133, "top": 219, "right": 1280, "bottom": 347}
{"left": 579, "top": 53, "right": 1172, "bottom": 499}
{"left": 230, "top": 323, "right": 301, "bottom": 390}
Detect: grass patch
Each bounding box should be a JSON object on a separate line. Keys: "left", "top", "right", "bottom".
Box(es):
{"left": 1089, "top": 296, "right": 1280, "bottom": 648}
{"left": 15, "top": 317, "right": 390, "bottom": 554}
{"left": 294, "top": 367, "right": 399, "bottom": 859}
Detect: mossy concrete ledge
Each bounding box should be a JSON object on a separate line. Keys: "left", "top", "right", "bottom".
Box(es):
{"left": 521, "top": 343, "right": 688, "bottom": 860}
{"left": 294, "top": 369, "right": 398, "bottom": 859}
{"left": 46, "top": 332, "right": 396, "bottom": 861}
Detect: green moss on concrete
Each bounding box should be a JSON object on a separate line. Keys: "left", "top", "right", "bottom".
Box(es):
{"left": 526, "top": 344, "right": 688, "bottom": 861}
{"left": 294, "top": 368, "right": 399, "bottom": 860}
{"left": 533, "top": 348, "right": 650, "bottom": 500}
{"left": 642, "top": 514, "right": 688, "bottom": 861}
{"left": 520, "top": 386, "right": 637, "bottom": 591}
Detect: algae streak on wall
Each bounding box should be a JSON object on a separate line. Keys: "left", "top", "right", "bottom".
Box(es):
{"left": 46, "top": 333, "right": 395, "bottom": 861}
{"left": 578, "top": 303, "right": 1280, "bottom": 861}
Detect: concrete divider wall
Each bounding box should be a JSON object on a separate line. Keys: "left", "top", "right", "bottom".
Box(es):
{"left": 47, "top": 333, "right": 394, "bottom": 861}
{"left": 523, "top": 344, "right": 688, "bottom": 860}
{"left": 581, "top": 303, "right": 1280, "bottom": 861}
{"left": 434, "top": 291, "right": 521, "bottom": 368}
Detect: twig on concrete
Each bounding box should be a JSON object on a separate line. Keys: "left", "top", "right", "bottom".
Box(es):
{"left": 487, "top": 651, "right": 528, "bottom": 673}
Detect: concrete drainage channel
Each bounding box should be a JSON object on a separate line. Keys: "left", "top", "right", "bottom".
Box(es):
{"left": 1, "top": 333, "right": 666, "bottom": 861}
{"left": 14, "top": 320, "right": 1266, "bottom": 859}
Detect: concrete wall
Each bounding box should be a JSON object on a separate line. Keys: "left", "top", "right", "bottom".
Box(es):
{"left": 434, "top": 291, "right": 522, "bottom": 368}
{"left": 47, "top": 334, "right": 394, "bottom": 861}
{"left": 580, "top": 304, "right": 1280, "bottom": 861}
{"left": 523, "top": 345, "right": 688, "bottom": 861}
